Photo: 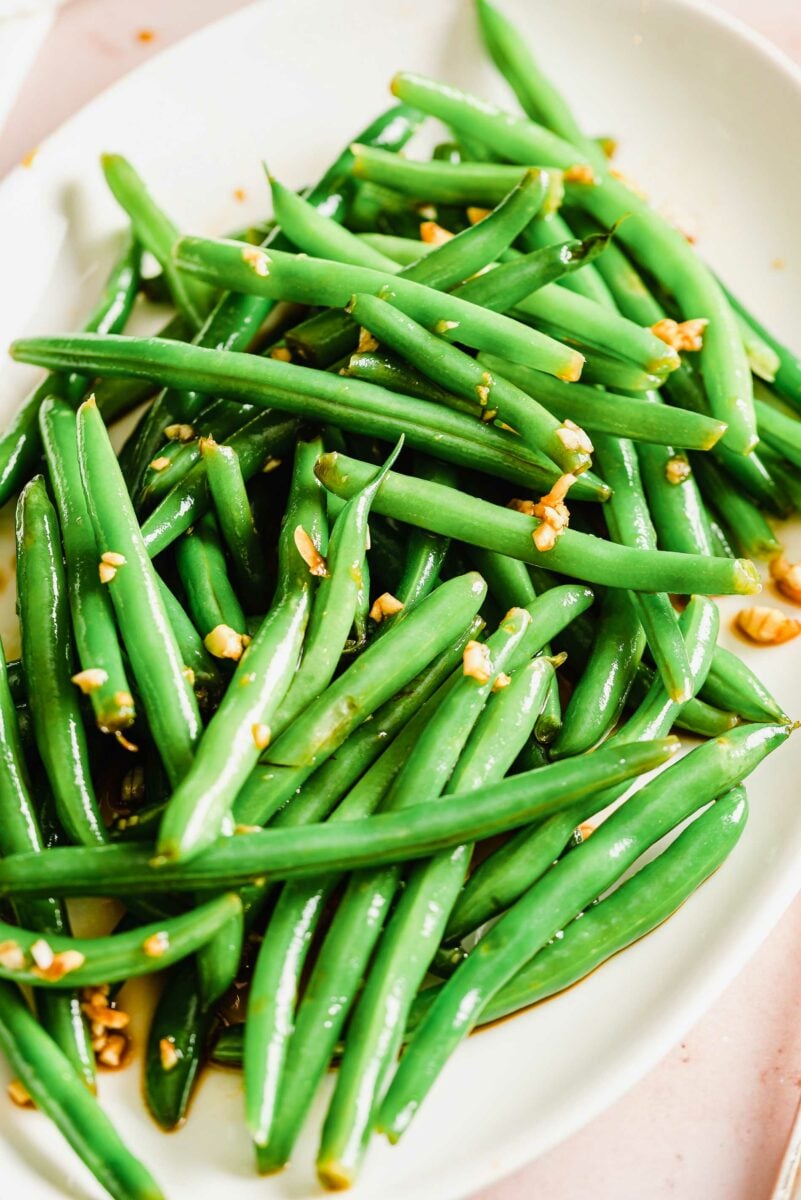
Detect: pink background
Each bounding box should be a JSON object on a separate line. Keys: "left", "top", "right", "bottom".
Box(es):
{"left": 2, "top": 2, "right": 801, "bottom": 1198}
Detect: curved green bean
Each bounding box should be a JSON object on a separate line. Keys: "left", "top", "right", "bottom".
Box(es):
{"left": 0, "top": 981, "right": 164, "bottom": 1200}
{"left": 16, "top": 476, "right": 106, "bottom": 845}
{"left": 200, "top": 436, "right": 271, "bottom": 606}
{"left": 378, "top": 723, "right": 788, "bottom": 1141}
{"left": 0, "top": 739, "right": 679, "bottom": 897}
{"left": 155, "top": 440, "right": 321, "bottom": 864}
{"left": 314, "top": 451, "right": 761, "bottom": 595}
{"left": 77, "top": 397, "right": 202, "bottom": 785}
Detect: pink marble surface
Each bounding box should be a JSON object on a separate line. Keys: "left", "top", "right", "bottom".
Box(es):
{"left": 2, "top": 2, "right": 801, "bottom": 1198}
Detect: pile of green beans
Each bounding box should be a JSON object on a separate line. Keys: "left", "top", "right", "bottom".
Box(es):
{"left": 0, "top": 2, "right": 798, "bottom": 1193}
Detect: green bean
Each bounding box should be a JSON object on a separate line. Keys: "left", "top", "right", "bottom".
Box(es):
{"left": 701, "top": 645, "right": 788, "bottom": 724}
{"left": 585, "top": 232, "right": 791, "bottom": 515}
{"left": 592, "top": 433, "right": 692, "bottom": 702}
{"left": 12, "top": 335, "right": 596, "bottom": 503}
{"left": 138, "top": 397, "right": 255, "bottom": 511}
{"left": 144, "top": 959, "right": 215, "bottom": 1131}
{"left": 357, "top": 232, "right": 435, "bottom": 265}
{"left": 517, "top": 210, "right": 615, "bottom": 305}
{"left": 141, "top": 410, "right": 299, "bottom": 557}
{"left": 466, "top": 548, "right": 564, "bottom": 744}
{"left": 314, "top": 451, "right": 760, "bottom": 595}
{"left": 347, "top": 292, "right": 589, "bottom": 473}
{"left": 273, "top": 441, "right": 403, "bottom": 737}
{"left": 16, "top": 476, "right": 106, "bottom": 845}
{"left": 39, "top": 397, "right": 135, "bottom": 732}
{"left": 101, "top": 153, "right": 214, "bottom": 328}
{"left": 478, "top": 353, "right": 726, "bottom": 449}
{"left": 247, "top": 607, "right": 533, "bottom": 1156}
{"left": 734, "top": 312, "right": 780, "bottom": 382}
{"left": 233, "top": 572, "right": 488, "bottom": 826}
{"left": 200, "top": 436, "right": 271, "bottom": 606}
{"left": 708, "top": 514, "right": 738, "bottom": 558}
{"left": 171, "top": 237, "right": 584, "bottom": 380}
{"left": 755, "top": 396, "right": 801, "bottom": 469}
{"left": 421, "top": 784, "right": 748, "bottom": 1030}
{"left": 155, "top": 440, "right": 320, "bottom": 864}
{"left": 0, "top": 893, "right": 240, "bottom": 986}
{"left": 0, "top": 232, "right": 141, "bottom": 509}
{"left": 378, "top": 722, "right": 787, "bottom": 1141}
{"left": 238, "top": 635, "right": 482, "bottom": 1162}
{"left": 0, "top": 740, "right": 679, "bottom": 898}
{"left": 0, "top": 640, "right": 95, "bottom": 1085}
{"left": 445, "top": 593, "right": 719, "bottom": 941}
{"left": 269, "top": 618, "right": 483, "bottom": 831}
{"left": 453, "top": 230, "right": 615, "bottom": 308}
{"left": 351, "top": 145, "right": 544, "bottom": 206}
{"left": 475, "top": 0, "right": 606, "bottom": 171}
{"left": 579, "top": 352, "right": 665, "bottom": 394}
{"left": 175, "top": 513, "right": 248, "bottom": 643}
{"left": 637, "top": 442, "right": 718, "bottom": 557}
{"left": 316, "top": 651, "right": 555, "bottom": 1186}
{"left": 722, "top": 283, "right": 801, "bottom": 408}
{"left": 155, "top": 578, "right": 224, "bottom": 707}
{"left": 551, "top": 588, "right": 644, "bottom": 757}
{"left": 270, "top": 172, "right": 401, "bottom": 271}
{"left": 379, "top": 454, "right": 454, "bottom": 630}
{"left": 390, "top": 71, "right": 755, "bottom": 453}
{"left": 76, "top": 397, "right": 202, "bottom": 786}
{"left": 0, "top": 981, "right": 164, "bottom": 1200}
{"left": 690, "top": 452, "right": 781, "bottom": 559}
{"left": 124, "top": 102, "right": 422, "bottom": 492}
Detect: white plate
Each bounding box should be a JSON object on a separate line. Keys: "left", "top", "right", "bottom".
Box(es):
{"left": 1, "top": 1, "right": 801, "bottom": 1197}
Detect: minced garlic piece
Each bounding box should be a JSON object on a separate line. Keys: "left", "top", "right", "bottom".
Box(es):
{"left": 0, "top": 941, "right": 24, "bottom": 970}
{"left": 241, "top": 245, "right": 270, "bottom": 276}
{"left": 556, "top": 419, "right": 593, "bottom": 456}
{"left": 269, "top": 346, "right": 292, "bottom": 362}
{"left": 32, "top": 949, "right": 86, "bottom": 982}
{"left": 182, "top": 667, "right": 196, "bottom": 686}
{"left": 578, "top": 821, "right": 596, "bottom": 841}
{"left": 466, "top": 206, "right": 491, "bottom": 225}
{"left": 650, "top": 317, "right": 708, "bottom": 353}
{"left": 735, "top": 606, "right": 801, "bottom": 645}
{"left": 71, "top": 668, "right": 108, "bottom": 694}
{"left": 508, "top": 498, "right": 536, "bottom": 516}
{"left": 99, "top": 562, "right": 117, "bottom": 584}
{"left": 7, "top": 1080, "right": 33, "bottom": 1107}
{"left": 97, "top": 1033, "right": 128, "bottom": 1069}
{"left": 294, "top": 526, "right": 328, "bottom": 576}
{"left": 420, "top": 221, "right": 454, "bottom": 246}
{"left": 143, "top": 931, "right": 170, "bottom": 958}
{"left": 262, "top": 456, "right": 282, "bottom": 473}
{"left": 463, "top": 640, "right": 492, "bottom": 684}
{"left": 769, "top": 555, "right": 801, "bottom": 605}
{"left": 252, "top": 723, "right": 271, "bottom": 751}
{"left": 30, "top": 939, "right": 53, "bottom": 970}
{"left": 434, "top": 319, "right": 459, "bottom": 335}
{"left": 476, "top": 370, "right": 492, "bottom": 407}
{"left": 102, "top": 552, "right": 127, "bottom": 567}
{"left": 358, "top": 327, "right": 379, "bottom": 353}
{"left": 533, "top": 523, "right": 560, "bottom": 552}
{"left": 564, "top": 163, "right": 596, "bottom": 185}
{"left": 164, "top": 423, "right": 195, "bottom": 442}
{"left": 369, "top": 592, "right": 404, "bottom": 622}
{"left": 160, "top": 1037, "right": 180, "bottom": 1072}
{"left": 665, "top": 456, "right": 691, "bottom": 484}
{"left": 204, "top": 624, "right": 247, "bottom": 661}
{"left": 150, "top": 456, "right": 171, "bottom": 472}
{"left": 492, "top": 672, "right": 511, "bottom": 692}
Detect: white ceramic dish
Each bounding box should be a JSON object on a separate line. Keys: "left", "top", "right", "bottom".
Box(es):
{"left": 1, "top": 1, "right": 801, "bottom": 1197}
